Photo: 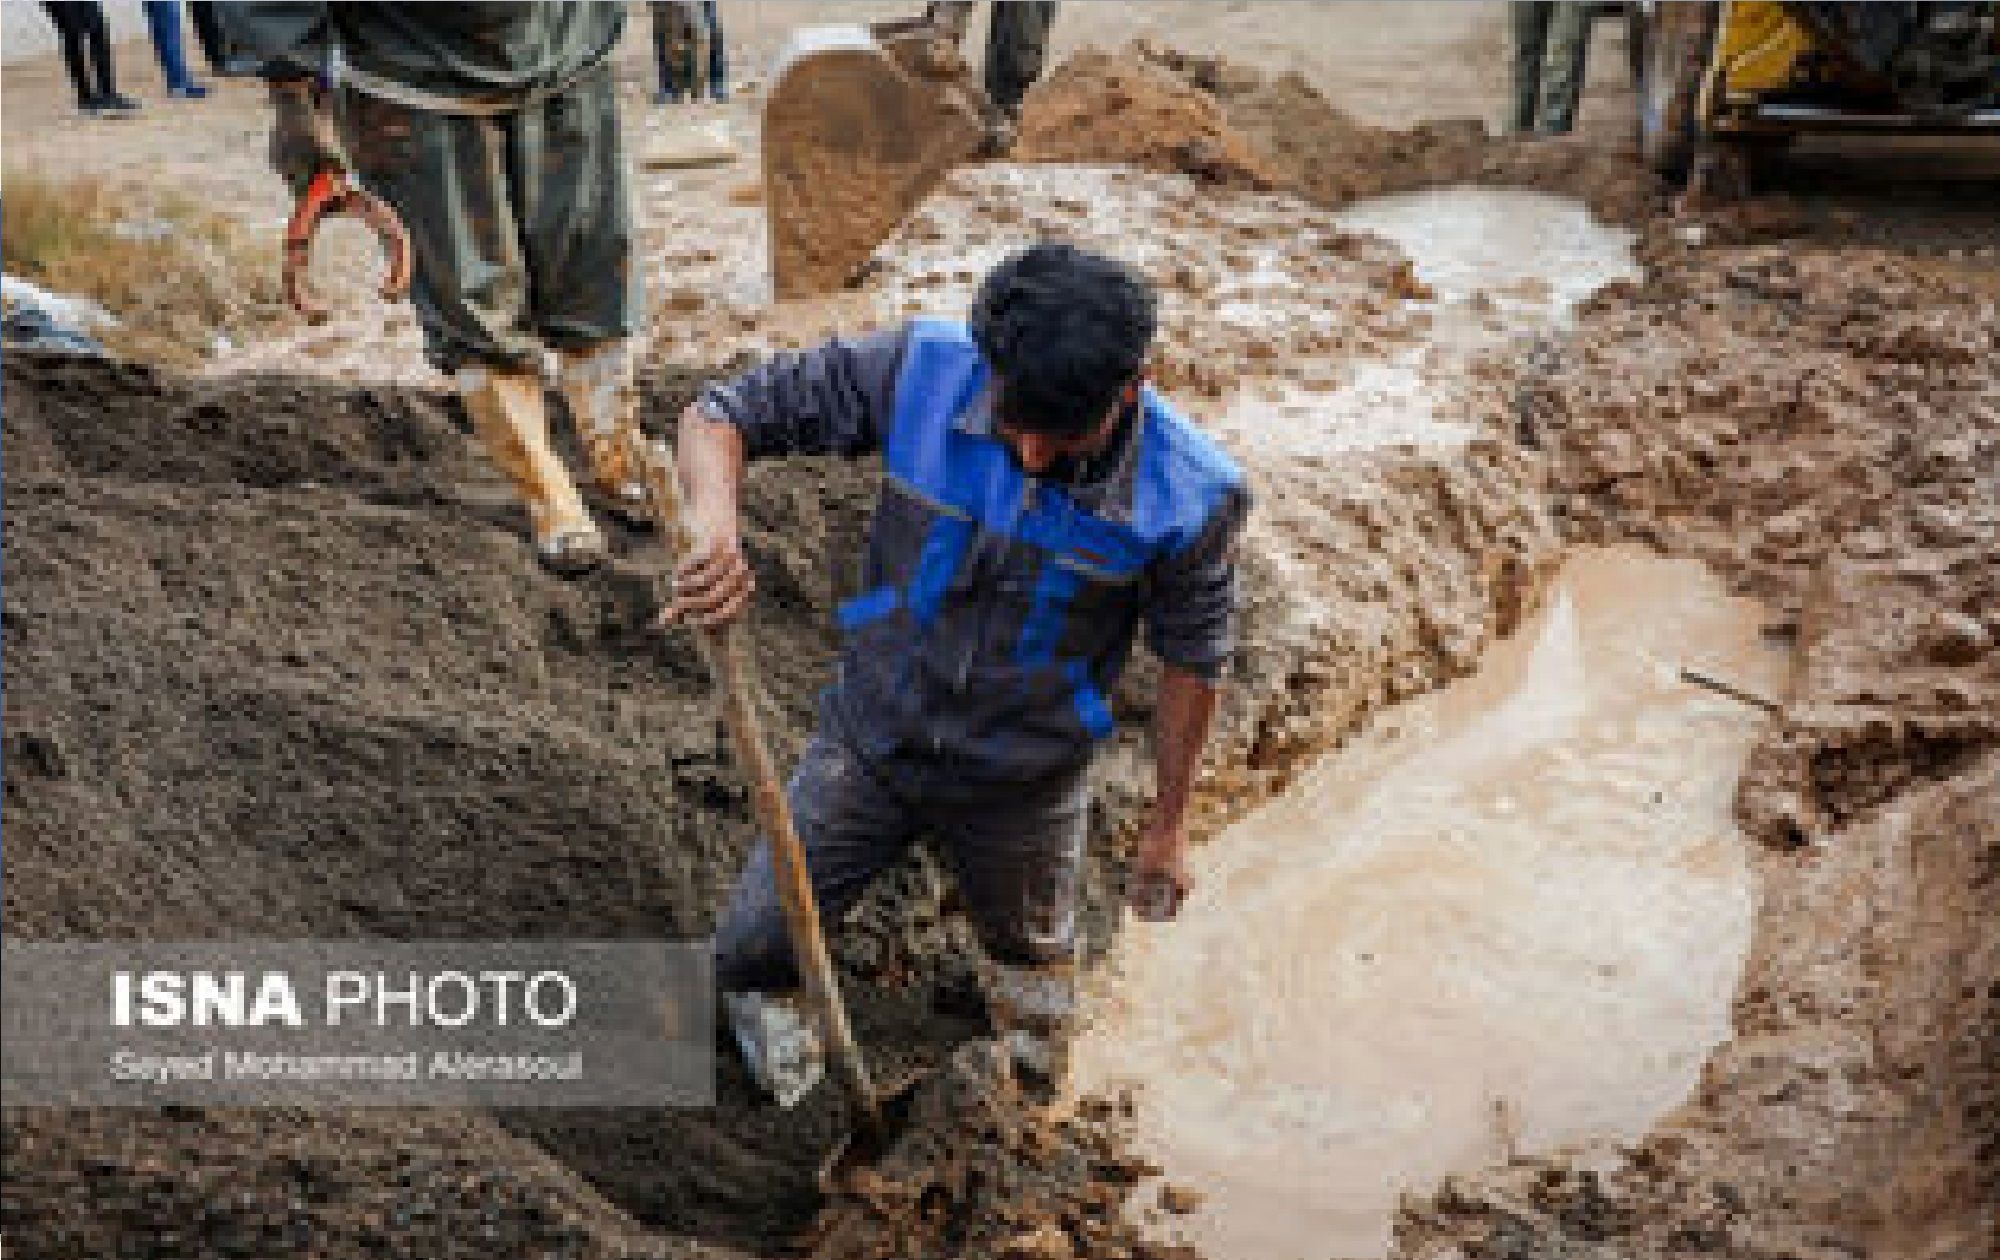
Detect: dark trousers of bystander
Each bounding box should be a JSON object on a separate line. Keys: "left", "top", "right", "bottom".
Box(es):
{"left": 40, "top": 1, "right": 120, "bottom": 110}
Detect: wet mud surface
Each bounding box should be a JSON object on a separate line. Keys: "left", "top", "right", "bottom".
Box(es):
{"left": 1078, "top": 549, "right": 1787, "bottom": 1260}
{"left": 1398, "top": 219, "right": 2000, "bottom": 1260}
{"left": 7, "top": 27, "right": 2000, "bottom": 1260}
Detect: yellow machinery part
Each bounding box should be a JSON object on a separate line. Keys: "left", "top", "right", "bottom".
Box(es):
{"left": 1713, "top": 1, "right": 1815, "bottom": 98}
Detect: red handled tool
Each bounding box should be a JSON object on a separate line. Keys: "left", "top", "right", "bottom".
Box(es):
{"left": 282, "top": 169, "right": 412, "bottom": 323}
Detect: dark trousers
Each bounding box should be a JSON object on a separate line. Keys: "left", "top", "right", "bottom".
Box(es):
{"left": 649, "top": 1, "right": 725, "bottom": 99}
{"left": 714, "top": 730, "right": 1089, "bottom": 992}
{"left": 986, "top": 0, "right": 1057, "bottom": 115}
{"left": 703, "top": 2, "right": 726, "bottom": 93}
{"left": 40, "top": 1, "right": 117, "bottom": 108}
{"left": 185, "top": 1, "right": 224, "bottom": 72}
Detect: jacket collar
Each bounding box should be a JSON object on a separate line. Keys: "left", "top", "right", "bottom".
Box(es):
{"left": 953, "top": 384, "right": 1145, "bottom": 492}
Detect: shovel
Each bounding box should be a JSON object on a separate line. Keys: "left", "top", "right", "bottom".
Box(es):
{"left": 627, "top": 432, "right": 923, "bottom": 1191}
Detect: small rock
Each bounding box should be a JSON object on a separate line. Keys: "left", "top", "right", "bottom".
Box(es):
{"left": 1384, "top": 259, "right": 1437, "bottom": 301}
{"left": 1923, "top": 611, "right": 1991, "bottom": 666}
{"left": 1158, "top": 1183, "right": 1204, "bottom": 1215}
{"left": 1001, "top": 1223, "right": 1076, "bottom": 1260}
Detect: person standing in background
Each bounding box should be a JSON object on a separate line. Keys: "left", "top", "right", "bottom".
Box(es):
{"left": 185, "top": 1, "right": 228, "bottom": 74}
{"left": 650, "top": 1, "right": 726, "bottom": 104}
{"left": 1510, "top": 1, "right": 1592, "bottom": 135}
{"left": 218, "top": 1, "right": 646, "bottom": 577}
{"left": 699, "top": 1, "right": 727, "bottom": 102}
{"left": 39, "top": 1, "right": 140, "bottom": 117}
{"left": 143, "top": 1, "right": 211, "bottom": 98}
{"left": 923, "top": 2, "right": 1058, "bottom": 151}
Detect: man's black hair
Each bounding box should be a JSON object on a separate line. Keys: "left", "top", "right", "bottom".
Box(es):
{"left": 969, "top": 241, "right": 1158, "bottom": 437}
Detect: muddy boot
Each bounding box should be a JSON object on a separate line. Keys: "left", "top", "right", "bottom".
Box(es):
{"left": 981, "top": 958, "right": 1075, "bottom": 1096}
{"left": 975, "top": 103, "right": 1020, "bottom": 159}
{"left": 724, "top": 990, "right": 825, "bottom": 1108}
{"left": 556, "top": 342, "right": 652, "bottom": 531}
{"left": 456, "top": 365, "right": 607, "bottom": 576}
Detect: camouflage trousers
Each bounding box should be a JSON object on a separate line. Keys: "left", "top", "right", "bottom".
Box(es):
{"left": 1511, "top": 1, "right": 1593, "bottom": 135}
{"left": 337, "top": 63, "right": 636, "bottom": 373}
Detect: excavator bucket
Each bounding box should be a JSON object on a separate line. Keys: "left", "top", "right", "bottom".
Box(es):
{"left": 763, "top": 21, "right": 988, "bottom": 300}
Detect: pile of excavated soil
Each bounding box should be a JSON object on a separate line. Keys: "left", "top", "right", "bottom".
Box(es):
{"left": 0, "top": 352, "right": 874, "bottom": 1258}
{"left": 803, "top": 1044, "right": 1201, "bottom": 1260}
{"left": 1012, "top": 48, "right": 1280, "bottom": 192}
{"left": 1015, "top": 45, "right": 1661, "bottom": 227}
{"left": 1397, "top": 244, "right": 2000, "bottom": 1258}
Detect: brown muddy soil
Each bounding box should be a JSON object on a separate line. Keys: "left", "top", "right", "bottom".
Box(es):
{"left": 2, "top": 342, "right": 1227, "bottom": 1259}
{"left": 1397, "top": 238, "right": 2000, "bottom": 1260}
{"left": 8, "top": 30, "right": 1998, "bottom": 1260}
{"left": 1017, "top": 45, "right": 1660, "bottom": 225}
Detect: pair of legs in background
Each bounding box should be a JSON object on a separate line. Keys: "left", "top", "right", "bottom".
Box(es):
{"left": 40, "top": 1, "right": 135, "bottom": 116}
{"left": 42, "top": 1, "right": 211, "bottom": 115}
{"left": 337, "top": 66, "right": 645, "bottom": 574}
{"left": 924, "top": 0, "right": 1058, "bottom": 121}
{"left": 650, "top": 1, "right": 727, "bottom": 104}
{"left": 1511, "top": 1, "right": 1593, "bottom": 135}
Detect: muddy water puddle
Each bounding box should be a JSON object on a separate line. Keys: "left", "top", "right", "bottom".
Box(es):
{"left": 1072, "top": 548, "right": 1786, "bottom": 1260}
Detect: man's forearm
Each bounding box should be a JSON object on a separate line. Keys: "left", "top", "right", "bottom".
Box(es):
{"left": 1151, "top": 665, "right": 1220, "bottom": 834}
{"left": 677, "top": 402, "right": 746, "bottom": 530}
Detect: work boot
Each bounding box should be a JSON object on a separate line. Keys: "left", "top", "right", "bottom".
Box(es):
{"left": 977, "top": 109, "right": 1019, "bottom": 159}
{"left": 557, "top": 341, "right": 651, "bottom": 530}
{"left": 981, "top": 957, "right": 1075, "bottom": 1095}
{"left": 724, "top": 990, "right": 825, "bottom": 1108}
{"left": 455, "top": 365, "right": 607, "bottom": 576}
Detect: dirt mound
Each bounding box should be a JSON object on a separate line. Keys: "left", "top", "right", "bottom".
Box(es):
{"left": 0, "top": 351, "right": 949, "bottom": 1259}
{"left": 1017, "top": 45, "right": 1661, "bottom": 226}
{"left": 1014, "top": 48, "right": 1279, "bottom": 191}
{"left": 805, "top": 1045, "right": 1199, "bottom": 1260}
{"left": 1398, "top": 244, "right": 2000, "bottom": 1259}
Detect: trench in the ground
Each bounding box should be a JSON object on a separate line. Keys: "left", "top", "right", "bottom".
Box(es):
{"left": 389, "top": 179, "right": 1649, "bottom": 1252}
{"left": 1072, "top": 547, "right": 1788, "bottom": 1260}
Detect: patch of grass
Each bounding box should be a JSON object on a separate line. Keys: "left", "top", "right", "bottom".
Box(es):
{"left": 3, "top": 167, "right": 288, "bottom": 367}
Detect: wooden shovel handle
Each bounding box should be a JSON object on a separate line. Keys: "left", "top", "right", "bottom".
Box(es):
{"left": 628, "top": 430, "right": 881, "bottom": 1125}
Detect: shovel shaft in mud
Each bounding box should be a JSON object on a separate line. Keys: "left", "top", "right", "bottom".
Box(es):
{"left": 626, "top": 431, "right": 883, "bottom": 1130}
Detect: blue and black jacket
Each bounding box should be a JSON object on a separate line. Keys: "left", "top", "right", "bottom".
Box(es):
{"left": 699, "top": 320, "right": 1249, "bottom": 785}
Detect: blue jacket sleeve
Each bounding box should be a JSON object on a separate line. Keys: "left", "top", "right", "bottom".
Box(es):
{"left": 1143, "top": 482, "right": 1250, "bottom": 680}
{"left": 695, "top": 329, "right": 908, "bottom": 461}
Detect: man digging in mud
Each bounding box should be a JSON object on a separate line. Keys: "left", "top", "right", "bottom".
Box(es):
{"left": 218, "top": 1, "right": 646, "bottom": 576}
{"left": 667, "top": 243, "right": 1249, "bottom": 1105}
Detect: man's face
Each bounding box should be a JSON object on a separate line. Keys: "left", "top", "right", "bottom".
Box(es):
{"left": 994, "top": 382, "right": 1136, "bottom": 479}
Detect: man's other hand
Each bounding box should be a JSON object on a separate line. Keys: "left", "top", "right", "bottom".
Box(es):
{"left": 1130, "top": 822, "right": 1190, "bottom": 922}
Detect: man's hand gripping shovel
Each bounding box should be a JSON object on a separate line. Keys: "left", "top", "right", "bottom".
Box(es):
{"left": 621, "top": 426, "right": 925, "bottom": 1194}
{"left": 283, "top": 169, "right": 412, "bottom": 323}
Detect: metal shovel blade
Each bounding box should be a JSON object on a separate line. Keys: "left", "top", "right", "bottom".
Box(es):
{"left": 762, "top": 23, "right": 985, "bottom": 299}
